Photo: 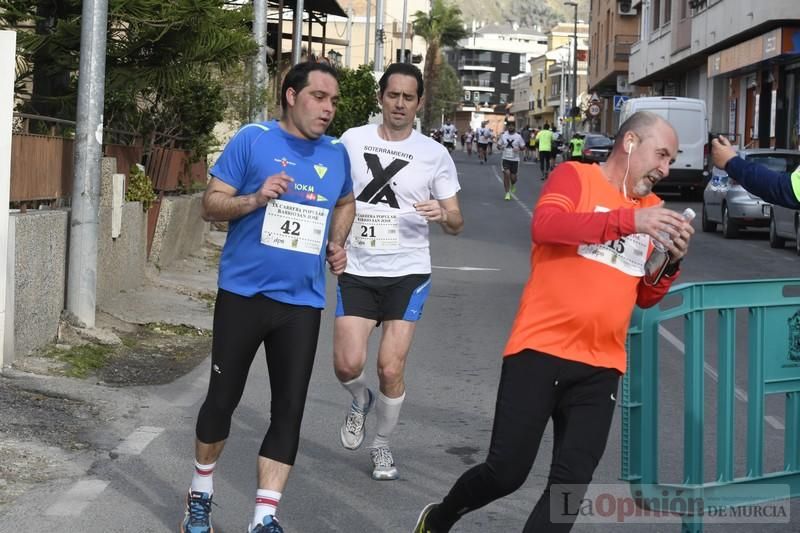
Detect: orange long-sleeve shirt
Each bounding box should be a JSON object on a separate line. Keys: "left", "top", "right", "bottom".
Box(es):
{"left": 503, "top": 162, "right": 679, "bottom": 373}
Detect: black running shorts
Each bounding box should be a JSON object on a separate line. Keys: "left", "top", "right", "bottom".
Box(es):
{"left": 336, "top": 272, "right": 431, "bottom": 323}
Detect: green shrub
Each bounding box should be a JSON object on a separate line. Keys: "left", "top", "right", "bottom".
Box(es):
{"left": 126, "top": 164, "right": 157, "bottom": 210}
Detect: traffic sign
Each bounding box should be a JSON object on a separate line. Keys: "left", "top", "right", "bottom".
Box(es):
{"left": 613, "top": 95, "right": 630, "bottom": 111}
{"left": 588, "top": 104, "right": 601, "bottom": 117}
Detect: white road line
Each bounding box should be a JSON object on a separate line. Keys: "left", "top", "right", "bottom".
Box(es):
{"left": 45, "top": 479, "right": 109, "bottom": 516}
{"left": 658, "top": 325, "right": 784, "bottom": 430}
{"left": 432, "top": 266, "right": 501, "bottom": 271}
{"left": 113, "top": 426, "right": 164, "bottom": 455}
{"left": 492, "top": 167, "right": 533, "bottom": 217}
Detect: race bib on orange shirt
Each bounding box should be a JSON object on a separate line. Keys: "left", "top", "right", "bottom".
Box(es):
{"left": 576, "top": 206, "right": 648, "bottom": 276}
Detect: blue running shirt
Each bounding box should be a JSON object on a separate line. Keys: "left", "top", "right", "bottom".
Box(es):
{"left": 210, "top": 121, "right": 353, "bottom": 308}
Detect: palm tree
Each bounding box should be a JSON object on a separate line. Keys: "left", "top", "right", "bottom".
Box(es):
{"left": 412, "top": 0, "right": 468, "bottom": 132}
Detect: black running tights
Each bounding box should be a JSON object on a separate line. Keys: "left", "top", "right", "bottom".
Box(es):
{"left": 431, "top": 350, "right": 620, "bottom": 532}
{"left": 195, "top": 289, "right": 321, "bottom": 465}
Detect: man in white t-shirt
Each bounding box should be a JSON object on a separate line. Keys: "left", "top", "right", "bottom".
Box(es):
{"left": 497, "top": 122, "right": 526, "bottom": 201}
{"left": 440, "top": 119, "right": 457, "bottom": 153}
{"left": 476, "top": 122, "right": 491, "bottom": 164}
{"left": 335, "top": 62, "right": 464, "bottom": 481}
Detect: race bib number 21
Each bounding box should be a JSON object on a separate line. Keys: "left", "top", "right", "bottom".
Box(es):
{"left": 261, "top": 199, "right": 329, "bottom": 255}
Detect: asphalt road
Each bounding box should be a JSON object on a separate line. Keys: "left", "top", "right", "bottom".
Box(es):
{"left": 3, "top": 149, "right": 799, "bottom": 532}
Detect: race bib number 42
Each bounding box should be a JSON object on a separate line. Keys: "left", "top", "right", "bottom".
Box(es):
{"left": 349, "top": 212, "right": 400, "bottom": 249}
{"left": 261, "top": 199, "right": 329, "bottom": 255}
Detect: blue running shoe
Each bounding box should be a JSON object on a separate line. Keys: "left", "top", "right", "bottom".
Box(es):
{"left": 251, "top": 515, "right": 284, "bottom": 533}
{"left": 180, "top": 491, "right": 213, "bottom": 533}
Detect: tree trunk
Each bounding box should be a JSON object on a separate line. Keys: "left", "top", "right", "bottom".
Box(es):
{"left": 422, "top": 41, "right": 440, "bottom": 133}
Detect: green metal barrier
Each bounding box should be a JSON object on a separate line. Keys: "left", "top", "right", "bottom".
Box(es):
{"left": 622, "top": 279, "right": 800, "bottom": 532}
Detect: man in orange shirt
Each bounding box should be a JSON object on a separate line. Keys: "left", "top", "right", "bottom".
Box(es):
{"left": 414, "top": 111, "right": 695, "bottom": 533}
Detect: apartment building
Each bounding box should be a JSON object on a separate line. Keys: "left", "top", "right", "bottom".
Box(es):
{"left": 627, "top": 0, "right": 800, "bottom": 148}
{"left": 527, "top": 22, "right": 589, "bottom": 132}
{"left": 439, "top": 24, "right": 548, "bottom": 132}
{"left": 587, "top": 0, "right": 639, "bottom": 135}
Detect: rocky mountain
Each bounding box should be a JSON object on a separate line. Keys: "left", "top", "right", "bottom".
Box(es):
{"left": 456, "top": 0, "right": 590, "bottom": 34}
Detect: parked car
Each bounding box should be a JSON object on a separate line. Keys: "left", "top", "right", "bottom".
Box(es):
{"left": 702, "top": 149, "right": 800, "bottom": 238}
{"left": 769, "top": 203, "right": 800, "bottom": 253}
{"left": 581, "top": 134, "right": 614, "bottom": 164}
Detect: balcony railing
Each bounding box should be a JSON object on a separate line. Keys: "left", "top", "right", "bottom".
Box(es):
{"left": 461, "top": 79, "right": 493, "bottom": 87}
{"left": 614, "top": 34, "right": 638, "bottom": 62}
{"left": 458, "top": 59, "right": 494, "bottom": 68}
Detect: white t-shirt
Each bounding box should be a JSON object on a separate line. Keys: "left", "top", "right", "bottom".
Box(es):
{"left": 498, "top": 131, "right": 525, "bottom": 161}
{"left": 340, "top": 124, "right": 461, "bottom": 276}
{"left": 476, "top": 127, "right": 491, "bottom": 144}
{"left": 441, "top": 124, "right": 457, "bottom": 143}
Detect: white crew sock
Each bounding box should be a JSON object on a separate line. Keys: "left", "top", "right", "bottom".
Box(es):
{"left": 252, "top": 488, "right": 282, "bottom": 528}
{"left": 190, "top": 460, "right": 216, "bottom": 495}
{"left": 341, "top": 371, "right": 371, "bottom": 409}
{"left": 370, "top": 391, "right": 406, "bottom": 449}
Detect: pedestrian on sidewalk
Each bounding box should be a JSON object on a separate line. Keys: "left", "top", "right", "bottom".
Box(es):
{"left": 333, "top": 62, "right": 464, "bottom": 482}
{"left": 179, "top": 61, "right": 355, "bottom": 533}
{"left": 414, "top": 111, "right": 694, "bottom": 533}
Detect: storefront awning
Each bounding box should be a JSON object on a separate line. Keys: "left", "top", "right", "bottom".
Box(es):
{"left": 708, "top": 26, "right": 800, "bottom": 78}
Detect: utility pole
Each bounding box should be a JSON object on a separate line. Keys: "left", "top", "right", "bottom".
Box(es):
{"left": 564, "top": 1, "right": 579, "bottom": 138}
{"left": 67, "top": 0, "right": 108, "bottom": 329}
{"left": 363, "top": 0, "right": 371, "bottom": 65}
{"left": 0, "top": 31, "right": 15, "bottom": 366}
{"left": 374, "top": 0, "right": 385, "bottom": 73}
{"left": 400, "top": 0, "right": 408, "bottom": 63}
{"left": 291, "top": 0, "right": 304, "bottom": 65}
{"left": 345, "top": 8, "right": 352, "bottom": 67}
{"left": 253, "top": 0, "right": 268, "bottom": 121}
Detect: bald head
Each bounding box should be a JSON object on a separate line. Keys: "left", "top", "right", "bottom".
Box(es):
{"left": 614, "top": 111, "right": 677, "bottom": 153}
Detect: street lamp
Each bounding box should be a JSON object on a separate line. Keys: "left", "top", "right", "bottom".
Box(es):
{"left": 564, "top": 1, "right": 578, "bottom": 136}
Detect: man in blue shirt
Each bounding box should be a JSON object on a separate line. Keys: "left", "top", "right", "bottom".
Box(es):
{"left": 712, "top": 135, "right": 800, "bottom": 208}
{"left": 179, "top": 61, "right": 355, "bottom": 533}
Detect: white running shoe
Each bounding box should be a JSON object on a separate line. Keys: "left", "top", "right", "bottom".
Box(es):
{"left": 370, "top": 446, "right": 399, "bottom": 480}
{"left": 339, "top": 389, "right": 374, "bottom": 450}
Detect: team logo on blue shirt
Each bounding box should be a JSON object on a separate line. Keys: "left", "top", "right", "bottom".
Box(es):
{"left": 274, "top": 157, "right": 296, "bottom": 167}
{"left": 314, "top": 164, "right": 328, "bottom": 179}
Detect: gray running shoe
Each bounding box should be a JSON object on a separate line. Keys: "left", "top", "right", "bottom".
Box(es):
{"left": 339, "top": 389, "right": 374, "bottom": 450}
{"left": 370, "top": 445, "right": 399, "bottom": 480}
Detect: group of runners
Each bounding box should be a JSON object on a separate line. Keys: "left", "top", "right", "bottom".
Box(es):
{"left": 179, "top": 59, "right": 695, "bottom": 533}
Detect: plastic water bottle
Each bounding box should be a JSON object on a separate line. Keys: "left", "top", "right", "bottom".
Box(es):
{"left": 644, "top": 208, "right": 695, "bottom": 284}
{"left": 652, "top": 208, "right": 696, "bottom": 252}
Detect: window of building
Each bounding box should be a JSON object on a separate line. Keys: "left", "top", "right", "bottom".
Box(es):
{"left": 664, "top": 0, "right": 672, "bottom": 24}
{"left": 501, "top": 73, "right": 509, "bottom": 83}
{"left": 502, "top": 53, "right": 510, "bottom": 63}
{"left": 473, "top": 91, "right": 480, "bottom": 102}
{"left": 651, "top": 0, "right": 661, "bottom": 31}
{"left": 499, "top": 93, "right": 508, "bottom": 104}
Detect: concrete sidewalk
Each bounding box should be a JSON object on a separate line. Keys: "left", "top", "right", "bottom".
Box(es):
{"left": 99, "top": 230, "right": 226, "bottom": 332}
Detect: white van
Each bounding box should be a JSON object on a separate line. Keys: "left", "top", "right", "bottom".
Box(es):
{"left": 618, "top": 96, "right": 709, "bottom": 195}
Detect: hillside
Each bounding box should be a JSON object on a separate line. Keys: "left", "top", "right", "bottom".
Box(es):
{"left": 456, "top": 0, "right": 590, "bottom": 33}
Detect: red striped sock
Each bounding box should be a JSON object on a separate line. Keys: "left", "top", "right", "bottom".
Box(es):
{"left": 190, "top": 460, "right": 215, "bottom": 495}
{"left": 252, "top": 489, "right": 281, "bottom": 528}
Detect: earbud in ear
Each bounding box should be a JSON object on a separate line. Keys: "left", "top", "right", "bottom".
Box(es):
{"left": 627, "top": 141, "right": 634, "bottom": 154}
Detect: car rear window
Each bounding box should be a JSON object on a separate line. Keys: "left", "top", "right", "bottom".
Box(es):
{"left": 747, "top": 155, "right": 800, "bottom": 173}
